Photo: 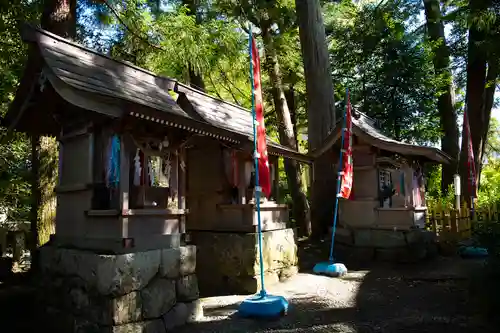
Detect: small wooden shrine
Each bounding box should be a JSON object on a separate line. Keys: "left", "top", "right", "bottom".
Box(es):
{"left": 3, "top": 25, "right": 309, "bottom": 312}
{"left": 311, "top": 112, "right": 450, "bottom": 231}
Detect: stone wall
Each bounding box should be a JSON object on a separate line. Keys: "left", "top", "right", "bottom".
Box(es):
{"left": 336, "top": 227, "right": 439, "bottom": 263}
{"left": 38, "top": 245, "right": 202, "bottom": 333}
{"left": 191, "top": 228, "right": 298, "bottom": 295}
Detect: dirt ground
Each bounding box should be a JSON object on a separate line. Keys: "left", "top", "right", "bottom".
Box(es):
{"left": 0, "top": 241, "right": 493, "bottom": 333}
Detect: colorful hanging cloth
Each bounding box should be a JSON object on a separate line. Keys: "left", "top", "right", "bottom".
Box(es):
{"left": 249, "top": 35, "right": 271, "bottom": 198}
{"left": 148, "top": 157, "right": 154, "bottom": 186}
{"left": 106, "top": 135, "right": 120, "bottom": 188}
{"left": 133, "top": 149, "right": 140, "bottom": 186}
{"left": 338, "top": 91, "right": 353, "bottom": 199}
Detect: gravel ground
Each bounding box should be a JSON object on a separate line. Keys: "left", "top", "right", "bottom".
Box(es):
{"left": 176, "top": 257, "right": 490, "bottom": 333}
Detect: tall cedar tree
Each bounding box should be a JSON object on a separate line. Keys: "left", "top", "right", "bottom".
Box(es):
{"left": 423, "top": 0, "right": 459, "bottom": 194}
{"left": 460, "top": 0, "right": 499, "bottom": 198}
{"left": 295, "top": 0, "right": 336, "bottom": 236}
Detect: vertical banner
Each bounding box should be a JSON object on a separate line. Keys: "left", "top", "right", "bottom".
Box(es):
{"left": 250, "top": 36, "right": 271, "bottom": 198}
{"left": 338, "top": 92, "right": 353, "bottom": 199}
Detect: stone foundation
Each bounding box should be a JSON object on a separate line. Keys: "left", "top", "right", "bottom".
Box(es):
{"left": 191, "top": 228, "right": 298, "bottom": 295}
{"left": 336, "top": 227, "right": 439, "bottom": 263}
{"left": 38, "top": 245, "right": 202, "bottom": 332}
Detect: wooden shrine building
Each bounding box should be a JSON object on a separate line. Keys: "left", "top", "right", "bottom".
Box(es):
{"left": 310, "top": 112, "right": 451, "bottom": 260}
{"left": 2, "top": 25, "right": 310, "bottom": 330}
{"left": 311, "top": 112, "right": 450, "bottom": 230}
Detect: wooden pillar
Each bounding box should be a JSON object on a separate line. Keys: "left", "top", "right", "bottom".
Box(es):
{"left": 29, "top": 134, "right": 41, "bottom": 270}
{"left": 58, "top": 141, "right": 63, "bottom": 186}
{"left": 178, "top": 146, "right": 187, "bottom": 234}
{"left": 169, "top": 152, "right": 179, "bottom": 201}
{"left": 120, "top": 136, "right": 130, "bottom": 238}
{"left": 87, "top": 132, "right": 94, "bottom": 184}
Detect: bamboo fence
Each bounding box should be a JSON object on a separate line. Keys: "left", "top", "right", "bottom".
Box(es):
{"left": 425, "top": 201, "right": 500, "bottom": 242}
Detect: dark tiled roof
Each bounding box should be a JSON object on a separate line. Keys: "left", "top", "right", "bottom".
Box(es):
{"left": 32, "top": 26, "right": 187, "bottom": 118}
{"left": 311, "top": 112, "right": 451, "bottom": 164}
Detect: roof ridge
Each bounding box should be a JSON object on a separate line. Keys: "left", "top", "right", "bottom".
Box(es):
{"left": 175, "top": 82, "right": 252, "bottom": 114}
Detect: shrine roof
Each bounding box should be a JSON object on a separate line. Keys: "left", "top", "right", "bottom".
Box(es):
{"left": 3, "top": 25, "right": 311, "bottom": 163}
{"left": 310, "top": 112, "right": 451, "bottom": 164}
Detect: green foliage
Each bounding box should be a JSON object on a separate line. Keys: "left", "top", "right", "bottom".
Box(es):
{"left": 0, "top": 0, "right": 41, "bottom": 222}
{"left": 425, "top": 164, "right": 456, "bottom": 210}
{"left": 484, "top": 118, "right": 500, "bottom": 162}
{"left": 426, "top": 116, "right": 500, "bottom": 211}
{"left": 472, "top": 119, "right": 500, "bottom": 209}
{"left": 0, "top": 0, "right": 40, "bottom": 114}
{"left": 326, "top": 0, "right": 442, "bottom": 144}
{"left": 0, "top": 130, "right": 31, "bottom": 221}
{"left": 477, "top": 160, "right": 500, "bottom": 208}
{"left": 96, "top": 1, "right": 253, "bottom": 108}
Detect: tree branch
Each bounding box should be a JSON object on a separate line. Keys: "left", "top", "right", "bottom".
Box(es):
{"left": 206, "top": 72, "right": 225, "bottom": 101}
{"left": 215, "top": 71, "right": 242, "bottom": 106}
{"left": 101, "top": 0, "right": 166, "bottom": 52}
{"left": 216, "top": 62, "right": 247, "bottom": 97}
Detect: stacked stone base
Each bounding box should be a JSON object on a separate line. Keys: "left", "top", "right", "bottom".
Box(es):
{"left": 336, "top": 228, "right": 439, "bottom": 263}
{"left": 191, "top": 228, "right": 298, "bottom": 296}
{"left": 38, "top": 245, "right": 202, "bottom": 333}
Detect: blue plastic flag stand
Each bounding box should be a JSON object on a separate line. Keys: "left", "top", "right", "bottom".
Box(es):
{"left": 312, "top": 89, "right": 349, "bottom": 278}
{"left": 237, "top": 29, "right": 288, "bottom": 319}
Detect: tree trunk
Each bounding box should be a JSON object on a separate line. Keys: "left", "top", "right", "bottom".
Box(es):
{"left": 262, "top": 29, "right": 311, "bottom": 237}
{"left": 41, "top": 0, "right": 76, "bottom": 38}
{"left": 37, "top": 137, "right": 58, "bottom": 245}
{"left": 423, "top": 0, "right": 459, "bottom": 194}
{"left": 188, "top": 64, "right": 206, "bottom": 92}
{"left": 477, "top": 59, "right": 498, "bottom": 185}
{"left": 28, "top": 0, "right": 76, "bottom": 272}
{"left": 295, "top": 0, "right": 336, "bottom": 237}
{"left": 183, "top": 0, "right": 206, "bottom": 92}
{"left": 459, "top": 0, "right": 492, "bottom": 199}
{"left": 29, "top": 136, "right": 41, "bottom": 270}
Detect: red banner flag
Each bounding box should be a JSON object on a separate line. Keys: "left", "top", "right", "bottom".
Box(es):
{"left": 463, "top": 108, "right": 477, "bottom": 198}
{"left": 338, "top": 92, "right": 353, "bottom": 199}
{"left": 250, "top": 36, "right": 271, "bottom": 198}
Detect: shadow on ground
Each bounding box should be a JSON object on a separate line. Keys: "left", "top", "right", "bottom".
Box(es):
{"left": 0, "top": 273, "right": 38, "bottom": 333}
{"left": 176, "top": 296, "right": 368, "bottom": 333}
{"left": 174, "top": 239, "right": 492, "bottom": 333}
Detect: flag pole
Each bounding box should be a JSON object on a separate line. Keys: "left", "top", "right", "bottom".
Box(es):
{"left": 312, "top": 89, "right": 348, "bottom": 277}
{"left": 328, "top": 88, "right": 349, "bottom": 263}
{"left": 238, "top": 26, "right": 288, "bottom": 319}
{"left": 248, "top": 28, "right": 266, "bottom": 297}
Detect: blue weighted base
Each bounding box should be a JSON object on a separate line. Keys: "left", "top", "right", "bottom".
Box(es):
{"left": 313, "top": 262, "right": 348, "bottom": 277}
{"left": 238, "top": 293, "right": 289, "bottom": 318}
{"left": 459, "top": 246, "right": 488, "bottom": 259}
